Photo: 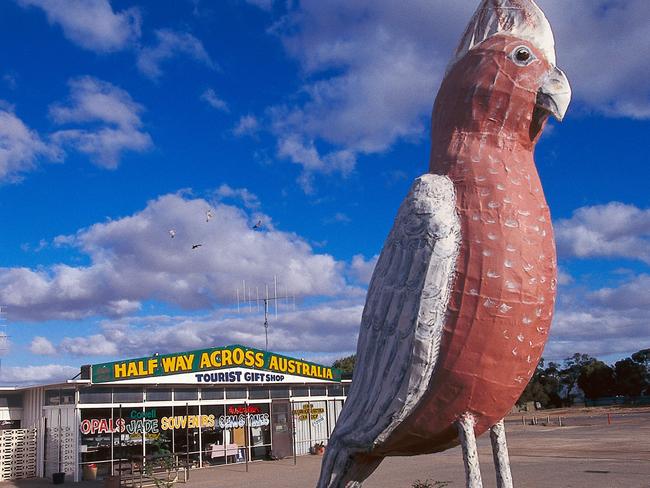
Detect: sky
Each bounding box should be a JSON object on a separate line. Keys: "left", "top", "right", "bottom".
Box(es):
{"left": 0, "top": 0, "right": 649, "bottom": 385}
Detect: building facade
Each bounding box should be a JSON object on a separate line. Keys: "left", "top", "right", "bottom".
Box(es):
{"left": 0, "top": 344, "right": 349, "bottom": 482}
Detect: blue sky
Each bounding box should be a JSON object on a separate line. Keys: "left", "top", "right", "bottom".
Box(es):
{"left": 0, "top": 0, "right": 649, "bottom": 384}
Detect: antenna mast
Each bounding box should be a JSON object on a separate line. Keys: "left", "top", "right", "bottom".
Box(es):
{"left": 0, "top": 307, "right": 8, "bottom": 377}
{"left": 236, "top": 276, "right": 295, "bottom": 351}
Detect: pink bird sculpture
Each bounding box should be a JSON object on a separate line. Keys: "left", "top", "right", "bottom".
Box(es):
{"left": 317, "top": 1, "right": 571, "bottom": 487}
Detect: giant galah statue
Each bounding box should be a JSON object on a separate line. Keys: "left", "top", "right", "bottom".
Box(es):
{"left": 317, "top": 1, "right": 571, "bottom": 487}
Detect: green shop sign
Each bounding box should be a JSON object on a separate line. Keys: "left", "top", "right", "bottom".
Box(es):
{"left": 91, "top": 344, "right": 341, "bottom": 383}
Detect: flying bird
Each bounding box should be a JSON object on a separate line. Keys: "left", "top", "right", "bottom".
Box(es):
{"left": 252, "top": 220, "right": 263, "bottom": 230}
{"left": 317, "top": 1, "right": 571, "bottom": 487}
{"left": 168, "top": 229, "right": 176, "bottom": 239}
{"left": 192, "top": 244, "right": 202, "bottom": 250}
{"left": 206, "top": 209, "right": 213, "bottom": 222}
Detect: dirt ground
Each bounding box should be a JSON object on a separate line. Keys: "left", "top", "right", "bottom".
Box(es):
{"left": 3, "top": 407, "right": 649, "bottom": 488}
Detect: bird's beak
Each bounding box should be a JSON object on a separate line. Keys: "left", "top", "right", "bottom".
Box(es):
{"left": 536, "top": 66, "right": 571, "bottom": 121}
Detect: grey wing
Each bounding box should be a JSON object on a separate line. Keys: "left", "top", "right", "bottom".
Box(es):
{"left": 332, "top": 173, "right": 461, "bottom": 450}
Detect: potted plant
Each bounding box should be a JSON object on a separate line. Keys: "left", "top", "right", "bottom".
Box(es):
{"left": 313, "top": 442, "right": 325, "bottom": 455}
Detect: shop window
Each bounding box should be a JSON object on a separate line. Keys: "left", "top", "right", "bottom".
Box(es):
{"left": 45, "top": 390, "right": 61, "bottom": 406}
{"left": 0, "top": 393, "right": 23, "bottom": 408}
{"left": 112, "top": 407, "right": 143, "bottom": 467}
{"left": 146, "top": 389, "right": 171, "bottom": 402}
{"left": 201, "top": 388, "right": 224, "bottom": 400}
{"left": 327, "top": 385, "right": 343, "bottom": 397}
{"left": 113, "top": 388, "right": 143, "bottom": 404}
{"left": 79, "top": 388, "right": 112, "bottom": 404}
{"left": 174, "top": 389, "right": 198, "bottom": 401}
{"left": 291, "top": 386, "right": 309, "bottom": 397}
{"left": 172, "top": 405, "right": 201, "bottom": 467}
{"left": 144, "top": 407, "right": 172, "bottom": 460}
{"left": 270, "top": 387, "right": 290, "bottom": 399}
{"left": 248, "top": 388, "right": 269, "bottom": 400}
{"left": 79, "top": 408, "right": 113, "bottom": 479}
{"left": 200, "top": 405, "right": 226, "bottom": 466}
{"left": 221, "top": 404, "right": 249, "bottom": 464}
{"left": 225, "top": 388, "right": 246, "bottom": 400}
{"left": 309, "top": 386, "right": 326, "bottom": 397}
{"left": 248, "top": 404, "right": 271, "bottom": 461}
{"left": 60, "top": 389, "right": 76, "bottom": 405}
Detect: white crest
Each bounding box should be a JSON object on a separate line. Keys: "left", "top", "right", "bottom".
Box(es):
{"left": 451, "top": 0, "right": 556, "bottom": 69}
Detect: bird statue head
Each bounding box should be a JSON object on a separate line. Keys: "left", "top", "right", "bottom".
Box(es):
{"left": 430, "top": 0, "right": 571, "bottom": 167}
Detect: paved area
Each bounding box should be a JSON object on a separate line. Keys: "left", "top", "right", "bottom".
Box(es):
{"left": 2, "top": 409, "right": 649, "bottom": 487}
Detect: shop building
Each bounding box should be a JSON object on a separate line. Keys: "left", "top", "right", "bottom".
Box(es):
{"left": 0, "top": 344, "right": 349, "bottom": 482}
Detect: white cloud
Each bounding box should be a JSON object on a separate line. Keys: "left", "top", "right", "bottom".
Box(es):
{"left": 258, "top": 1, "right": 472, "bottom": 185}
{"left": 324, "top": 213, "right": 351, "bottom": 225}
{"left": 17, "top": 0, "right": 141, "bottom": 53}
{"left": 555, "top": 202, "right": 650, "bottom": 264}
{"left": 214, "top": 184, "right": 261, "bottom": 209}
{"left": 588, "top": 274, "right": 650, "bottom": 311}
{"left": 0, "top": 364, "right": 78, "bottom": 385}
{"left": 276, "top": 135, "right": 355, "bottom": 192}
{"left": 546, "top": 273, "right": 650, "bottom": 360}
{"left": 348, "top": 254, "right": 378, "bottom": 285}
{"left": 60, "top": 334, "right": 118, "bottom": 356}
{"left": 0, "top": 191, "right": 348, "bottom": 321}
{"left": 50, "top": 76, "right": 152, "bottom": 168}
{"left": 245, "top": 0, "right": 273, "bottom": 11}
{"left": 3, "top": 73, "right": 18, "bottom": 90}
{"left": 137, "top": 29, "right": 215, "bottom": 80}
{"left": 557, "top": 267, "right": 573, "bottom": 286}
{"left": 46, "top": 299, "right": 363, "bottom": 359}
{"left": 29, "top": 336, "right": 57, "bottom": 355}
{"left": 548, "top": 308, "right": 650, "bottom": 361}
{"left": 200, "top": 89, "right": 228, "bottom": 112}
{"left": 232, "top": 115, "right": 259, "bottom": 137}
{"left": 541, "top": 0, "right": 650, "bottom": 119}
{"left": 0, "top": 109, "right": 60, "bottom": 182}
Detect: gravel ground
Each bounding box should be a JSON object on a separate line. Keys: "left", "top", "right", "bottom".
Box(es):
{"left": 2, "top": 409, "right": 649, "bottom": 488}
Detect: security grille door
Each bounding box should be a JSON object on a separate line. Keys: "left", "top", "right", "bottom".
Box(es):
{"left": 0, "top": 429, "right": 37, "bottom": 481}
{"left": 270, "top": 400, "right": 293, "bottom": 459}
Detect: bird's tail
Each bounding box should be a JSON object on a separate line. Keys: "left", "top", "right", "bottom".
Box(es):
{"left": 316, "top": 440, "right": 383, "bottom": 488}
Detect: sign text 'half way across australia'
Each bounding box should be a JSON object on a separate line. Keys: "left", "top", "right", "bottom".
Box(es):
{"left": 91, "top": 344, "right": 341, "bottom": 384}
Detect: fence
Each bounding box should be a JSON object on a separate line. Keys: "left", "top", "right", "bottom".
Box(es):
{"left": 585, "top": 396, "right": 650, "bottom": 407}
{"left": 0, "top": 428, "right": 38, "bottom": 481}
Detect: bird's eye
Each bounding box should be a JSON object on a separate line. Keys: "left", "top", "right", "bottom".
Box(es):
{"left": 511, "top": 46, "right": 536, "bottom": 66}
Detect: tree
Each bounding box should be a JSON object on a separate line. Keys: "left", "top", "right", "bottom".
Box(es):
{"left": 333, "top": 355, "right": 356, "bottom": 375}
{"left": 560, "top": 353, "right": 597, "bottom": 405}
{"left": 631, "top": 348, "right": 650, "bottom": 369}
{"left": 539, "top": 361, "right": 563, "bottom": 407}
{"left": 517, "top": 358, "right": 563, "bottom": 408}
{"left": 577, "top": 360, "right": 615, "bottom": 399}
{"left": 615, "top": 358, "right": 646, "bottom": 397}
{"left": 631, "top": 348, "right": 650, "bottom": 393}
{"left": 518, "top": 361, "right": 550, "bottom": 406}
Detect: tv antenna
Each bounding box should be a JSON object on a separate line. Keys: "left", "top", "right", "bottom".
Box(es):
{"left": 236, "top": 276, "right": 295, "bottom": 351}
{"left": 0, "top": 307, "right": 9, "bottom": 377}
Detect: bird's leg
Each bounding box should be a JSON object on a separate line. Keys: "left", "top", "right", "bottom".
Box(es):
{"left": 489, "top": 419, "right": 513, "bottom": 488}
{"left": 456, "top": 413, "right": 483, "bottom": 488}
